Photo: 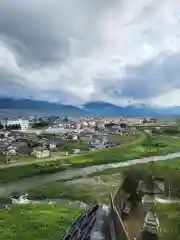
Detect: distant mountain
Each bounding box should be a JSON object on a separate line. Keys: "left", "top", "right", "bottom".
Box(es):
{"left": 0, "top": 98, "right": 86, "bottom": 116}
{"left": 83, "top": 101, "right": 180, "bottom": 117}
{"left": 0, "top": 98, "right": 180, "bottom": 117}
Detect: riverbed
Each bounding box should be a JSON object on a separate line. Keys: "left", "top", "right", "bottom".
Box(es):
{"left": 0, "top": 152, "right": 180, "bottom": 197}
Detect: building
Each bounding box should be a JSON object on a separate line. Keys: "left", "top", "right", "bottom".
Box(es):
{"left": 32, "top": 147, "right": 50, "bottom": 158}
{"left": 1, "top": 119, "right": 29, "bottom": 130}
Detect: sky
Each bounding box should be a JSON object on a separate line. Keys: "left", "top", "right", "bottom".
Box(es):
{"left": 1, "top": 0, "right": 180, "bottom": 107}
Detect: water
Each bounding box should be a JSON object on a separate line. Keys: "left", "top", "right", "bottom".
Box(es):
{"left": 0, "top": 152, "right": 180, "bottom": 198}
{"left": 0, "top": 193, "right": 89, "bottom": 210}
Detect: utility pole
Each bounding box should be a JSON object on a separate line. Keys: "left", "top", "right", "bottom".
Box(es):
{"left": 168, "top": 182, "right": 172, "bottom": 199}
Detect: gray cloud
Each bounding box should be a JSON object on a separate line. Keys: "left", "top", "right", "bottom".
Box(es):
{"left": 119, "top": 52, "right": 180, "bottom": 100}
{"left": 0, "top": 0, "right": 180, "bottom": 106}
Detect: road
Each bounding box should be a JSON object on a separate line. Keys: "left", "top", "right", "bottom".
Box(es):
{"left": 0, "top": 149, "right": 180, "bottom": 171}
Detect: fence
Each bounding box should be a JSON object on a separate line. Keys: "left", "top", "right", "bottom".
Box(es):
{"left": 109, "top": 192, "right": 131, "bottom": 240}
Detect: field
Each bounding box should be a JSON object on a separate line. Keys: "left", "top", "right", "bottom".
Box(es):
{"left": 0, "top": 205, "right": 82, "bottom": 240}
{"left": 155, "top": 204, "right": 180, "bottom": 240}
{"left": 2, "top": 158, "right": 180, "bottom": 240}
{"left": 16, "top": 158, "right": 180, "bottom": 205}
{"left": 2, "top": 125, "right": 180, "bottom": 184}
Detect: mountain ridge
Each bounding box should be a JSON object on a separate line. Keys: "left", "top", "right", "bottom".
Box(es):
{"left": 0, "top": 98, "right": 179, "bottom": 116}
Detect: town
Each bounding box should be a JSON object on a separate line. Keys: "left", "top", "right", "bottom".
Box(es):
{"left": 0, "top": 116, "right": 150, "bottom": 163}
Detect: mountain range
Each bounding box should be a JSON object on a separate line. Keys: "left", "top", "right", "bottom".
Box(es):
{"left": 0, "top": 98, "right": 179, "bottom": 117}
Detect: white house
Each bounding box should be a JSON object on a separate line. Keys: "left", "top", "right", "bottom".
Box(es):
{"left": 1, "top": 119, "right": 29, "bottom": 130}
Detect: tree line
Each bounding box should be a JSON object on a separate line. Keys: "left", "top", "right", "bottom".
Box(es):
{"left": 0, "top": 123, "right": 21, "bottom": 130}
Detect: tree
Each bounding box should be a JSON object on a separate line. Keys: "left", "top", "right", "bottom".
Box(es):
{"left": 122, "top": 168, "right": 153, "bottom": 204}
{"left": 31, "top": 121, "right": 49, "bottom": 129}
{"left": 64, "top": 116, "right": 68, "bottom": 122}
{"left": 163, "top": 126, "right": 180, "bottom": 135}
{"left": 52, "top": 133, "right": 56, "bottom": 140}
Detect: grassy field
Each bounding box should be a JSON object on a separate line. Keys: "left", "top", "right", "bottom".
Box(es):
{"left": 108, "top": 133, "right": 138, "bottom": 143}
{"left": 15, "top": 158, "right": 179, "bottom": 240}
{"left": 3, "top": 158, "right": 180, "bottom": 240}
{"left": 155, "top": 204, "right": 180, "bottom": 240}
{"left": 0, "top": 205, "right": 82, "bottom": 240}
{"left": 17, "top": 158, "right": 180, "bottom": 205}
{"left": 18, "top": 173, "right": 122, "bottom": 205}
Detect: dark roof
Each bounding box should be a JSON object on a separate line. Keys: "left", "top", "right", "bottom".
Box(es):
{"left": 138, "top": 181, "right": 163, "bottom": 194}
{"left": 47, "top": 140, "right": 57, "bottom": 144}
{"left": 8, "top": 131, "right": 27, "bottom": 137}
{"left": 17, "top": 146, "right": 33, "bottom": 155}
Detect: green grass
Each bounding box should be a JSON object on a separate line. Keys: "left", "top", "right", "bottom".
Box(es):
{"left": 155, "top": 204, "right": 180, "bottom": 240}
{"left": 0, "top": 205, "right": 82, "bottom": 240}
{"left": 26, "top": 181, "right": 109, "bottom": 205}
{"left": 89, "top": 158, "right": 180, "bottom": 178}
{"left": 17, "top": 172, "right": 121, "bottom": 205}
{"left": 108, "top": 133, "right": 138, "bottom": 143}
{"left": 3, "top": 158, "right": 180, "bottom": 240}
{"left": 21, "top": 158, "right": 180, "bottom": 206}
{"left": 0, "top": 162, "right": 68, "bottom": 183}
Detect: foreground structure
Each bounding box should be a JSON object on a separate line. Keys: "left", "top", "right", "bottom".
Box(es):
{"left": 63, "top": 184, "right": 160, "bottom": 240}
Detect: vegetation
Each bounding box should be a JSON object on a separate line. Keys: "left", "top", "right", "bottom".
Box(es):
{"left": 56, "top": 139, "right": 89, "bottom": 153}
{"left": 0, "top": 162, "right": 68, "bottom": 183}
{"left": 155, "top": 204, "right": 180, "bottom": 240}
{"left": 107, "top": 133, "right": 138, "bottom": 143}
{"left": 0, "top": 205, "right": 82, "bottom": 240}
{"left": 0, "top": 130, "right": 146, "bottom": 182}
{"left": 8, "top": 158, "right": 180, "bottom": 239}
{"left": 2, "top": 158, "right": 180, "bottom": 240}
{"left": 14, "top": 158, "right": 180, "bottom": 204}
{"left": 2, "top": 126, "right": 180, "bottom": 183}
{"left": 31, "top": 121, "right": 50, "bottom": 128}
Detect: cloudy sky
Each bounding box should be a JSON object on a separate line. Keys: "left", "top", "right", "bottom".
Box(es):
{"left": 1, "top": 0, "right": 180, "bottom": 107}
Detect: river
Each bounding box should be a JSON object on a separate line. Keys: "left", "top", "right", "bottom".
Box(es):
{"left": 0, "top": 151, "right": 180, "bottom": 197}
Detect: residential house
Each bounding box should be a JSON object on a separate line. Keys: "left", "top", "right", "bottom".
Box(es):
{"left": 32, "top": 147, "right": 50, "bottom": 158}
{"left": 16, "top": 145, "right": 33, "bottom": 156}
{"left": 9, "top": 141, "right": 32, "bottom": 156}
{"left": 46, "top": 140, "right": 57, "bottom": 151}
{"left": 0, "top": 142, "right": 9, "bottom": 155}
{"left": 1, "top": 119, "right": 29, "bottom": 130}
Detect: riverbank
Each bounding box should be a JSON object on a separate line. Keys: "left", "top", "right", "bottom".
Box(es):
{"left": 1, "top": 154, "right": 180, "bottom": 198}
{"left": 0, "top": 129, "right": 174, "bottom": 183}
{"left": 1, "top": 128, "right": 180, "bottom": 184}
{"left": 20, "top": 158, "right": 180, "bottom": 202}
